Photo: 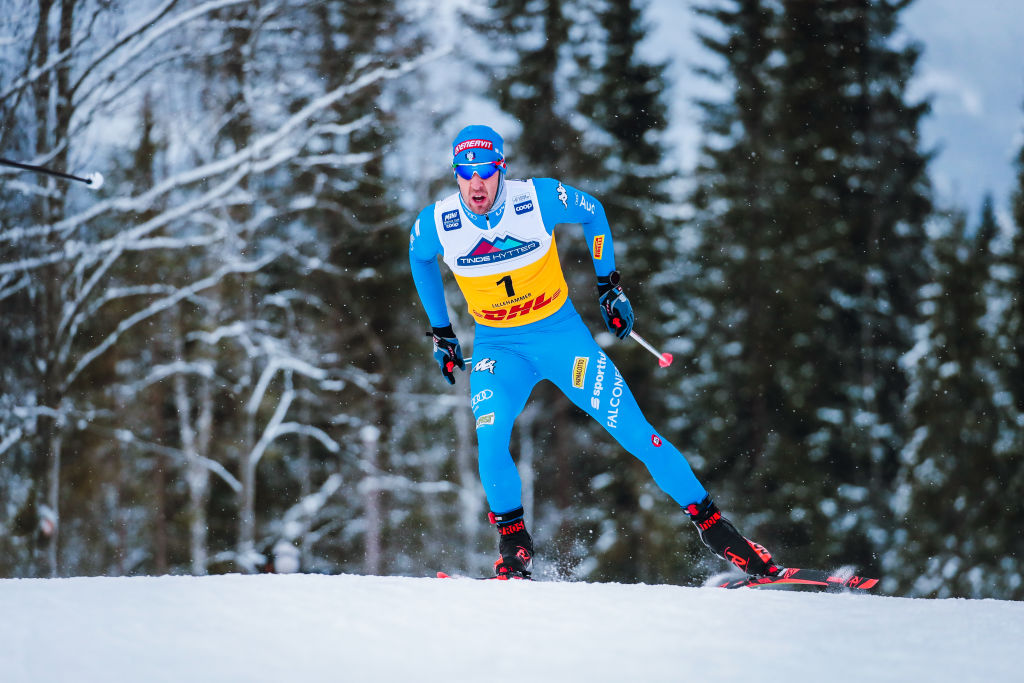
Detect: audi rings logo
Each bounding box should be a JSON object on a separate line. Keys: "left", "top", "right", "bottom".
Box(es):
{"left": 472, "top": 389, "right": 493, "bottom": 407}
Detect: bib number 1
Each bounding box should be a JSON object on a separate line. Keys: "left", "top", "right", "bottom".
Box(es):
{"left": 496, "top": 275, "right": 515, "bottom": 298}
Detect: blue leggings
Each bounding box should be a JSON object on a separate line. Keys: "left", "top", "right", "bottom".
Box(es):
{"left": 469, "top": 306, "right": 707, "bottom": 514}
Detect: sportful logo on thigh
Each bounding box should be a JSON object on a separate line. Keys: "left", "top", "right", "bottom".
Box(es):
{"left": 591, "top": 352, "right": 607, "bottom": 410}
{"left": 473, "top": 358, "right": 497, "bottom": 374}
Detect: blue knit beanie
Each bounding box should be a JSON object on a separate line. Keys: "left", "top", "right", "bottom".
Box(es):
{"left": 452, "top": 125, "right": 505, "bottom": 167}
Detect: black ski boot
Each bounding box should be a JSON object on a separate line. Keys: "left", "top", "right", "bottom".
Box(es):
{"left": 684, "top": 496, "right": 780, "bottom": 577}
{"left": 489, "top": 507, "right": 534, "bottom": 579}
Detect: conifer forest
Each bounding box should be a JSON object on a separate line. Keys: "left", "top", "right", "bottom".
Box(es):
{"left": 2, "top": 0, "right": 1023, "bottom": 599}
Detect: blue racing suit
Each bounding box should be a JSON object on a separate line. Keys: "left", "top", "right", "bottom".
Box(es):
{"left": 409, "top": 176, "right": 707, "bottom": 515}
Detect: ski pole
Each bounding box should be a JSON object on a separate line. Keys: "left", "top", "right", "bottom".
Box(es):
{"left": 629, "top": 330, "right": 673, "bottom": 368}
{"left": 0, "top": 157, "right": 104, "bottom": 190}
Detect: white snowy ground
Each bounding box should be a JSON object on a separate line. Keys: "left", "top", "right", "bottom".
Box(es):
{"left": 1, "top": 573, "right": 1020, "bottom": 683}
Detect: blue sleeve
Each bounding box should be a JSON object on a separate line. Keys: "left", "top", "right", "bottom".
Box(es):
{"left": 408, "top": 205, "right": 451, "bottom": 328}
{"left": 533, "top": 177, "right": 616, "bottom": 277}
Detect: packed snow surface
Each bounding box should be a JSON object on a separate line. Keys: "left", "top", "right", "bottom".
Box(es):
{"left": 1, "top": 573, "right": 1020, "bottom": 682}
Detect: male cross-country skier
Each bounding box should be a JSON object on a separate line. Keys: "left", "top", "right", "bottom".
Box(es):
{"left": 409, "top": 124, "right": 781, "bottom": 580}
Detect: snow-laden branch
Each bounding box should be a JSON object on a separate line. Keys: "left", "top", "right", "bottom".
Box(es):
{"left": 0, "top": 405, "right": 240, "bottom": 491}
{"left": 70, "top": 282, "right": 180, "bottom": 324}
{"left": 60, "top": 246, "right": 284, "bottom": 393}
{"left": 111, "top": 427, "right": 242, "bottom": 492}
{"left": 0, "top": 45, "right": 450, "bottom": 250}
{"left": 247, "top": 374, "right": 342, "bottom": 474}
{"left": 110, "top": 230, "right": 228, "bottom": 254}
{"left": 0, "top": 1, "right": 173, "bottom": 103}
{"left": 357, "top": 475, "right": 459, "bottom": 496}
{"left": 0, "top": 45, "right": 72, "bottom": 105}
{"left": 333, "top": 366, "right": 380, "bottom": 396}
{"left": 247, "top": 386, "right": 294, "bottom": 472}
{"left": 0, "top": 179, "right": 62, "bottom": 200}
{"left": 267, "top": 422, "right": 340, "bottom": 454}
{"left": 294, "top": 152, "right": 375, "bottom": 168}
{"left": 187, "top": 321, "right": 252, "bottom": 346}
{"left": 1, "top": 161, "right": 251, "bottom": 275}
{"left": 0, "top": 272, "right": 31, "bottom": 301}
{"left": 57, "top": 245, "right": 122, "bottom": 341}
{"left": 122, "top": 359, "right": 218, "bottom": 397}
{"left": 248, "top": 355, "right": 329, "bottom": 415}
{"left": 0, "top": 426, "right": 24, "bottom": 458}
{"left": 53, "top": 226, "right": 227, "bottom": 347}
{"left": 272, "top": 473, "right": 344, "bottom": 542}
{"left": 71, "top": 0, "right": 215, "bottom": 100}
{"left": 264, "top": 289, "right": 331, "bottom": 315}
{"left": 12, "top": 405, "right": 65, "bottom": 421}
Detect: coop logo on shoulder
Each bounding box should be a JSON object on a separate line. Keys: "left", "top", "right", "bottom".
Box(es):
{"left": 512, "top": 194, "right": 534, "bottom": 215}
{"left": 442, "top": 210, "right": 462, "bottom": 231}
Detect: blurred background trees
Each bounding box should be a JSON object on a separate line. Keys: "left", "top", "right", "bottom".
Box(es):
{"left": 1, "top": 0, "right": 1021, "bottom": 599}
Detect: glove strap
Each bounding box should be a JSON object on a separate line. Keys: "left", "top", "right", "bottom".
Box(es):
{"left": 596, "top": 270, "right": 621, "bottom": 297}
{"left": 430, "top": 324, "right": 456, "bottom": 339}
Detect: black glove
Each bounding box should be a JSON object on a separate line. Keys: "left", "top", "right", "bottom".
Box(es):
{"left": 597, "top": 271, "right": 634, "bottom": 339}
{"left": 427, "top": 325, "right": 465, "bottom": 385}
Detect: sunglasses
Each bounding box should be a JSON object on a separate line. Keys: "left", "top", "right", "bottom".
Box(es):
{"left": 452, "top": 158, "right": 506, "bottom": 180}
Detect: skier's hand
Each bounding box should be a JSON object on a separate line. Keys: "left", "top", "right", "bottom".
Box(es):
{"left": 597, "top": 271, "right": 634, "bottom": 340}
{"left": 428, "top": 325, "right": 465, "bottom": 385}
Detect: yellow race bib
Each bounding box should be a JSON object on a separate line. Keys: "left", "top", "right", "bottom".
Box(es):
{"left": 455, "top": 236, "right": 568, "bottom": 327}
{"left": 434, "top": 179, "right": 570, "bottom": 328}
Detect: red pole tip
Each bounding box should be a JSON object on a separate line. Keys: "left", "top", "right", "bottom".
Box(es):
{"left": 659, "top": 353, "right": 673, "bottom": 368}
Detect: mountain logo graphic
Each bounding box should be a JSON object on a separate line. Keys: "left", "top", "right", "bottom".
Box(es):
{"left": 457, "top": 234, "right": 540, "bottom": 266}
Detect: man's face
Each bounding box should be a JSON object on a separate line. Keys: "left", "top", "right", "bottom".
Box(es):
{"left": 457, "top": 170, "right": 501, "bottom": 215}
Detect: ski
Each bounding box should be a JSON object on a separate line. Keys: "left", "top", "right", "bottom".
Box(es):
{"left": 436, "top": 571, "right": 531, "bottom": 581}
{"left": 719, "top": 567, "right": 879, "bottom": 590}
{"left": 436, "top": 567, "right": 877, "bottom": 589}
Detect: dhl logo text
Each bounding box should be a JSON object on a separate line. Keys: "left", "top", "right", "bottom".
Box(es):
{"left": 477, "top": 289, "right": 561, "bottom": 322}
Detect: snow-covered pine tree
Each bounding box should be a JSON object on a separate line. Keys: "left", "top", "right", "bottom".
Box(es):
{"left": 894, "top": 201, "right": 1010, "bottom": 597}
{"left": 685, "top": 0, "right": 932, "bottom": 574}
{"left": 683, "top": 0, "right": 790, "bottom": 543}
{"left": 295, "top": 0, "right": 437, "bottom": 577}
{"left": 1, "top": 0, "right": 438, "bottom": 579}
{"left": 574, "top": 0, "right": 689, "bottom": 584}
